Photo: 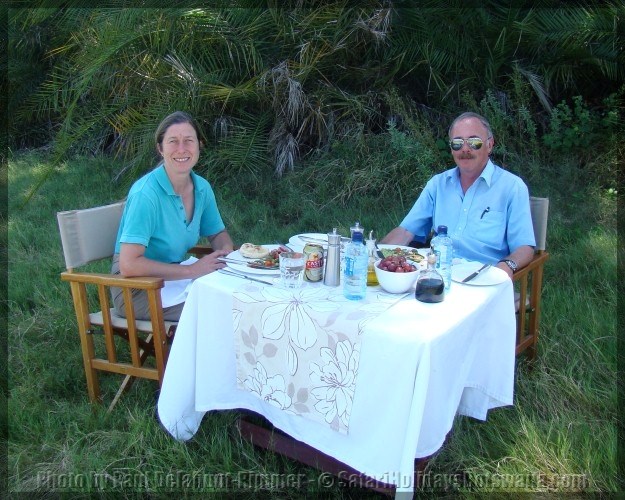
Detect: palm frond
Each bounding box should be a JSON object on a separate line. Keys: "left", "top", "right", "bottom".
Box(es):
{"left": 515, "top": 65, "right": 552, "bottom": 112}
{"left": 210, "top": 112, "right": 272, "bottom": 180}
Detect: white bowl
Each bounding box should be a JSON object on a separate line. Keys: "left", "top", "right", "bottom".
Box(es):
{"left": 374, "top": 259, "right": 420, "bottom": 294}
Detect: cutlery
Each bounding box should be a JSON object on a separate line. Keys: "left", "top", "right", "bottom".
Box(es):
{"left": 462, "top": 263, "right": 491, "bottom": 283}
{"left": 218, "top": 269, "right": 275, "bottom": 286}
{"left": 218, "top": 256, "right": 253, "bottom": 266}
{"left": 299, "top": 235, "right": 350, "bottom": 245}
{"left": 219, "top": 257, "right": 278, "bottom": 270}
{"left": 298, "top": 236, "right": 328, "bottom": 245}
{"left": 275, "top": 241, "right": 294, "bottom": 251}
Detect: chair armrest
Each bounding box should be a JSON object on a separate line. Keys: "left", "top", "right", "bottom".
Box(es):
{"left": 188, "top": 244, "right": 214, "bottom": 257}
{"left": 512, "top": 251, "right": 549, "bottom": 282}
{"left": 61, "top": 271, "right": 164, "bottom": 290}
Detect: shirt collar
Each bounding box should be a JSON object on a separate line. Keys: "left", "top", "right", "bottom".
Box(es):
{"left": 446, "top": 159, "right": 496, "bottom": 187}
{"left": 480, "top": 159, "right": 495, "bottom": 187}
{"left": 154, "top": 164, "right": 197, "bottom": 195}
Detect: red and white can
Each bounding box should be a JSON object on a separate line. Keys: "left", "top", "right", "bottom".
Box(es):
{"left": 303, "top": 243, "right": 324, "bottom": 282}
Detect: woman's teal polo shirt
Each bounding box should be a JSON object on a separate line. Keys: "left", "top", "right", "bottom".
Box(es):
{"left": 114, "top": 165, "right": 225, "bottom": 263}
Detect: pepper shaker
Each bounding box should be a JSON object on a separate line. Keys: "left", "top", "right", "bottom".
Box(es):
{"left": 323, "top": 228, "right": 342, "bottom": 286}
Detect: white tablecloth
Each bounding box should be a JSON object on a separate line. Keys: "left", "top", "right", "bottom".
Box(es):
{"left": 158, "top": 270, "right": 516, "bottom": 498}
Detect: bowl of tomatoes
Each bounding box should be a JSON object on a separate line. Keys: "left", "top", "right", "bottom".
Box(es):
{"left": 374, "top": 255, "right": 420, "bottom": 293}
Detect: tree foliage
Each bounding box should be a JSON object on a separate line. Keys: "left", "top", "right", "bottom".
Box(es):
{"left": 8, "top": 1, "right": 624, "bottom": 180}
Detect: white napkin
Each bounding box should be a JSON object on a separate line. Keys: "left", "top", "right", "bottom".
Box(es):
{"left": 160, "top": 257, "right": 198, "bottom": 308}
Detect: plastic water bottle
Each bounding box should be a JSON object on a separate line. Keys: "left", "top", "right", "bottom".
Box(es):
{"left": 343, "top": 222, "right": 368, "bottom": 300}
{"left": 430, "top": 225, "right": 453, "bottom": 291}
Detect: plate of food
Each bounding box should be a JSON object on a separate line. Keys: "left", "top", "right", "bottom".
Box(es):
{"left": 377, "top": 245, "right": 427, "bottom": 266}
{"left": 222, "top": 243, "right": 289, "bottom": 275}
{"left": 451, "top": 262, "right": 508, "bottom": 286}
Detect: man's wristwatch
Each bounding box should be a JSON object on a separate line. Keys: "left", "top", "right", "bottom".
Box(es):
{"left": 499, "top": 259, "right": 518, "bottom": 273}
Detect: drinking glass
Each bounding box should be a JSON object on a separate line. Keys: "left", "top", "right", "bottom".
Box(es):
{"left": 279, "top": 252, "right": 305, "bottom": 289}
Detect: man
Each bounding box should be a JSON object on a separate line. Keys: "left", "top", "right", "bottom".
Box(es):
{"left": 381, "top": 112, "right": 535, "bottom": 278}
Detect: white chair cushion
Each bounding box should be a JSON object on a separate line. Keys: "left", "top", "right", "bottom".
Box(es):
{"left": 90, "top": 308, "right": 177, "bottom": 333}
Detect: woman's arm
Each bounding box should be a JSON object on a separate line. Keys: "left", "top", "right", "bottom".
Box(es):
{"left": 119, "top": 243, "right": 229, "bottom": 280}
{"left": 207, "top": 229, "right": 235, "bottom": 253}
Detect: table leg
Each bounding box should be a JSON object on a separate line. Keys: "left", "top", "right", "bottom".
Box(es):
{"left": 236, "top": 412, "right": 430, "bottom": 496}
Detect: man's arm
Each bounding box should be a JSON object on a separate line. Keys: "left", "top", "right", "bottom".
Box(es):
{"left": 380, "top": 227, "right": 415, "bottom": 246}
{"left": 496, "top": 244, "right": 535, "bottom": 278}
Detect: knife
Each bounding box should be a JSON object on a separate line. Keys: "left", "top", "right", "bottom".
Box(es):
{"left": 299, "top": 235, "right": 350, "bottom": 245}
{"left": 298, "top": 236, "right": 328, "bottom": 245}
{"left": 462, "top": 263, "right": 491, "bottom": 283}
{"left": 218, "top": 256, "right": 258, "bottom": 266}
{"left": 218, "top": 269, "right": 275, "bottom": 286}
{"left": 275, "top": 241, "right": 294, "bottom": 251}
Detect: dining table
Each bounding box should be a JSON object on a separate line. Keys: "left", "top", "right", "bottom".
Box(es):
{"left": 157, "top": 243, "right": 517, "bottom": 499}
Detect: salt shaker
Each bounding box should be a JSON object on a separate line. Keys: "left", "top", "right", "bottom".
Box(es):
{"left": 323, "top": 228, "right": 342, "bottom": 286}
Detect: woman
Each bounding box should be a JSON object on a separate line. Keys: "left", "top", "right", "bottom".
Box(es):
{"left": 111, "top": 111, "right": 233, "bottom": 321}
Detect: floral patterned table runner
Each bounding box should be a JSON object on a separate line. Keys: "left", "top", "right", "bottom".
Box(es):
{"left": 232, "top": 283, "right": 408, "bottom": 434}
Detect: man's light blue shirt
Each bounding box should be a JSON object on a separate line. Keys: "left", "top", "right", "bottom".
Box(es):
{"left": 115, "top": 165, "right": 225, "bottom": 263}
{"left": 400, "top": 160, "right": 535, "bottom": 263}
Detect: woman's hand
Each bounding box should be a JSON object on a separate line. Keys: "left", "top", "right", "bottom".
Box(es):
{"left": 190, "top": 249, "right": 229, "bottom": 277}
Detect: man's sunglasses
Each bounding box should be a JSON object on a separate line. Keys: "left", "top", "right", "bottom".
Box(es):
{"left": 449, "top": 137, "right": 490, "bottom": 151}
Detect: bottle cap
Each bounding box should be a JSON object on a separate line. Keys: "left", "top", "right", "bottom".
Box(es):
{"left": 350, "top": 221, "right": 364, "bottom": 239}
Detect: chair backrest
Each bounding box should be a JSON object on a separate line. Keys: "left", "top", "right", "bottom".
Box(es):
{"left": 57, "top": 201, "right": 125, "bottom": 270}
{"left": 529, "top": 196, "right": 549, "bottom": 252}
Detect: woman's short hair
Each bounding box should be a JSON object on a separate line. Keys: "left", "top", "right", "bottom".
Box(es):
{"left": 154, "top": 111, "right": 202, "bottom": 148}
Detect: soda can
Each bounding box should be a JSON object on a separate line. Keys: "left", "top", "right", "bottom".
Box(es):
{"left": 303, "top": 243, "right": 324, "bottom": 282}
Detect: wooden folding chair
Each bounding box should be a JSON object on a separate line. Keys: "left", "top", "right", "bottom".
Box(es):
{"left": 58, "top": 201, "right": 174, "bottom": 411}
{"left": 513, "top": 196, "right": 550, "bottom": 360}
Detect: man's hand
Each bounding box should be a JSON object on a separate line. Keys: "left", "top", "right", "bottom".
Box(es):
{"left": 496, "top": 261, "right": 514, "bottom": 279}
{"left": 497, "top": 245, "right": 535, "bottom": 279}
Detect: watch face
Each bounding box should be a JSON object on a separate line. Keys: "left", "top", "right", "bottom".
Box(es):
{"left": 506, "top": 260, "right": 518, "bottom": 271}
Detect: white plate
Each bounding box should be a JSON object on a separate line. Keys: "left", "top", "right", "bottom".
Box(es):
{"left": 451, "top": 262, "right": 508, "bottom": 286}
{"left": 225, "top": 244, "right": 281, "bottom": 275}
{"left": 289, "top": 233, "right": 332, "bottom": 249}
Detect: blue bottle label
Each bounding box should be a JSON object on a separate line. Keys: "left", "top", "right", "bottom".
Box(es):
{"left": 434, "top": 249, "right": 441, "bottom": 270}
{"left": 345, "top": 257, "right": 355, "bottom": 276}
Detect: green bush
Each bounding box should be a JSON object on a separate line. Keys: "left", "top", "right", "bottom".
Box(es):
{"left": 542, "top": 92, "right": 621, "bottom": 188}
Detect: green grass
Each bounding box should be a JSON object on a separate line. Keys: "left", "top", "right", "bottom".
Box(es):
{"left": 7, "top": 149, "right": 619, "bottom": 496}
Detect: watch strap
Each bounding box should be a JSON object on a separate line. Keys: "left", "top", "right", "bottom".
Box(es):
{"left": 498, "top": 259, "right": 518, "bottom": 272}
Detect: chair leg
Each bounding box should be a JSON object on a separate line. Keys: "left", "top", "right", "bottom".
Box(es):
{"left": 106, "top": 334, "right": 154, "bottom": 413}
{"left": 108, "top": 375, "right": 135, "bottom": 413}
{"left": 71, "top": 282, "right": 102, "bottom": 404}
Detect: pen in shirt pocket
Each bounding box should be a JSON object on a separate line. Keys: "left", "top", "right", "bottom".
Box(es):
{"left": 480, "top": 207, "right": 490, "bottom": 219}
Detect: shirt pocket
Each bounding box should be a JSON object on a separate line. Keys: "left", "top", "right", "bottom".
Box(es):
{"left": 474, "top": 210, "right": 506, "bottom": 247}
